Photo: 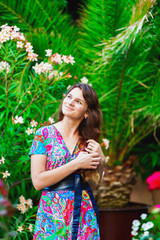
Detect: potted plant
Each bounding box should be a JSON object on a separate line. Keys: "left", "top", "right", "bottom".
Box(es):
{"left": 77, "top": 0, "right": 160, "bottom": 239}
{"left": 78, "top": 0, "right": 160, "bottom": 206}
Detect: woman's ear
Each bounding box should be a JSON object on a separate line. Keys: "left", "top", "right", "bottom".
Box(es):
{"left": 84, "top": 113, "right": 88, "bottom": 119}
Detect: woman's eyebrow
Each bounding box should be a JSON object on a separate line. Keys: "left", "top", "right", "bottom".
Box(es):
{"left": 68, "top": 93, "right": 84, "bottom": 102}
{"left": 77, "top": 98, "right": 83, "bottom": 103}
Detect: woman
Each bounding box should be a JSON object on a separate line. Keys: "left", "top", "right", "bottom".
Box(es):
{"left": 30, "top": 83, "right": 105, "bottom": 240}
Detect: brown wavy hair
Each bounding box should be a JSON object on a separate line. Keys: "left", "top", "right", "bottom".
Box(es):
{"left": 58, "top": 83, "right": 103, "bottom": 183}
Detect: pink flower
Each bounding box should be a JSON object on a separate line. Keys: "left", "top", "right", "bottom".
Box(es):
{"left": 146, "top": 171, "right": 160, "bottom": 190}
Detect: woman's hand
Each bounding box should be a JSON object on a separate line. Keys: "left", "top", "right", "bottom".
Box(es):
{"left": 85, "top": 139, "right": 105, "bottom": 163}
{"left": 75, "top": 151, "right": 101, "bottom": 170}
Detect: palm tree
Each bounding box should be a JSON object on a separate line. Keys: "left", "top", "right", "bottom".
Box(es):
{"left": 77, "top": 0, "right": 160, "bottom": 207}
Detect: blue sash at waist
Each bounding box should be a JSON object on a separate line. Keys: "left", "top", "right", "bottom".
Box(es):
{"left": 43, "top": 173, "right": 100, "bottom": 240}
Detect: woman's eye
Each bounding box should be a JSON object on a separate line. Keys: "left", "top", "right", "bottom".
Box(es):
{"left": 67, "top": 95, "right": 72, "bottom": 99}
{"left": 77, "top": 100, "right": 82, "bottom": 104}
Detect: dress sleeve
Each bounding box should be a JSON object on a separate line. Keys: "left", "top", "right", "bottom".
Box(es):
{"left": 29, "top": 127, "right": 47, "bottom": 157}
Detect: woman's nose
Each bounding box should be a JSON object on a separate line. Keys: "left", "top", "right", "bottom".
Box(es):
{"left": 68, "top": 99, "right": 74, "bottom": 105}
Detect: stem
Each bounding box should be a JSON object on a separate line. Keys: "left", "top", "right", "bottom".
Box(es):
{"left": 10, "top": 177, "right": 31, "bottom": 188}
{"left": 112, "top": 45, "right": 131, "bottom": 143}
{"left": 20, "top": 90, "right": 38, "bottom": 115}
{"left": 5, "top": 73, "right": 8, "bottom": 107}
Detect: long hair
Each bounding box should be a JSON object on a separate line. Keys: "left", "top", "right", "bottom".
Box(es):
{"left": 58, "top": 83, "right": 102, "bottom": 144}
{"left": 58, "top": 83, "right": 103, "bottom": 184}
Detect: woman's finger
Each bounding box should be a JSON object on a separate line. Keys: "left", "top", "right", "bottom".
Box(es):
{"left": 85, "top": 148, "right": 92, "bottom": 153}
{"left": 87, "top": 139, "right": 97, "bottom": 144}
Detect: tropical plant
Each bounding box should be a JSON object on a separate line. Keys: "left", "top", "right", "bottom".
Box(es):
{"left": 77, "top": 0, "right": 160, "bottom": 207}
{"left": 133, "top": 140, "right": 160, "bottom": 180}
{"left": 0, "top": 0, "right": 79, "bottom": 72}
{"left": 78, "top": 0, "right": 160, "bottom": 166}
{"left": 0, "top": 23, "right": 77, "bottom": 239}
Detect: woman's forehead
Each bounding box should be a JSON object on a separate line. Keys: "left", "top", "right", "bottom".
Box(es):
{"left": 68, "top": 87, "right": 84, "bottom": 99}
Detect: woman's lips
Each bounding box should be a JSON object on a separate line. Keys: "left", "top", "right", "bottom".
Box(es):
{"left": 65, "top": 105, "right": 74, "bottom": 111}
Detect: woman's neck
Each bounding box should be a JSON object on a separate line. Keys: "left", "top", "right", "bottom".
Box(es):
{"left": 55, "top": 117, "right": 80, "bottom": 138}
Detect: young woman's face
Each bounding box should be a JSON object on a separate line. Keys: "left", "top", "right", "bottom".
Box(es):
{"left": 62, "top": 87, "right": 88, "bottom": 121}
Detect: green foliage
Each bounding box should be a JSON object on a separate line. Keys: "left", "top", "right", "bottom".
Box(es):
{"left": 0, "top": 0, "right": 160, "bottom": 237}
{"left": 133, "top": 140, "right": 160, "bottom": 180}
{"left": 131, "top": 207, "right": 160, "bottom": 239}
{"left": 0, "top": 0, "right": 79, "bottom": 77}
{"left": 77, "top": 0, "right": 160, "bottom": 165}
{"left": 0, "top": 24, "right": 76, "bottom": 238}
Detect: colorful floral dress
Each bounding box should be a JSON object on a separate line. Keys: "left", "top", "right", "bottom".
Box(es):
{"left": 29, "top": 125, "right": 100, "bottom": 240}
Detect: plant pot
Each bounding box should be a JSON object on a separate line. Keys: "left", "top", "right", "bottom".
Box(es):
{"left": 99, "top": 203, "right": 149, "bottom": 240}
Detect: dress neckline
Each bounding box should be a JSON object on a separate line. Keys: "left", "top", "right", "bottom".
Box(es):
{"left": 53, "top": 124, "right": 80, "bottom": 156}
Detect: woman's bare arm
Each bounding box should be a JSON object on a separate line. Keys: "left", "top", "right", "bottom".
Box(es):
{"left": 31, "top": 151, "right": 101, "bottom": 190}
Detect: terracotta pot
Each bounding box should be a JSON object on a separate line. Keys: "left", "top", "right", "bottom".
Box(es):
{"left": 99, "top": 204, "right": 149, "bottom": 240}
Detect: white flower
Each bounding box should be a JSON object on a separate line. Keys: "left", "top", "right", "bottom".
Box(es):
{"left": 132, "top": 220, "right": 141, "bottom": 227}
{"left": 17, "top": 196, "right": 33, "bottom": 214}
{"left": 43, "top": 63, "right": 53, "bottom": 72}
{"left": 0, "top": 156, "right": 5, "bottom": 164}
{"left": 45, "top": 49, "right": 52, "bottom": 57}
{"left": 141, "top": 222, "right": 154, "bottom": 231}
{"left": 102, "top": 138, "right": 110, "bottom": 150}
{"left": 30, "top": 119, "right": 38, "bottom": 128}
{"left": 142, "top": 231, "right": 150, "bottom": 237}
{"left": 48, "top": 70, "right": 59, "bottom": 79}
{"left": 13, "top": 26, "right": 20, "bottom": 32}
{"left": 59, "top": 72, "right": 63, "bottom": 77}
{"left": 53, "top": 70, "right": 58, "bottom": 76}
{"left": 17, "top": 226, "right": 24, "bottom": 232}
{"left": 33, "top": 62, "right": 43, "bottom": 74}
{"left": 80, "top": 77, "right": 88, "bottom": 84}
{"left": 28, "top": 224, "right": 33, "bottom": 232}
{"left": 132, "top": 225, "right": 139, "bottom": 231}
{"left": 48, "top": 117, "right": 55, "bottom": 124}
{"left": 62, "top": 55, "right": 70, "bottom": 64}
{"left": 145, "top": 221, "right": 154, "bottom": 230}
{"left": 14, "top": 115, "right": 24, "bottom": 124}
{"left": 10, "top": 30, "right": 19, "bottom": 40}
{"left": 2, "top": 170, "right": 10, "bottom": 179}
{"left": 19, "top": 33, "right": 25, "bottom": 41}
{"left": 140, "top": 213, "right": 147, "bottom": 220}
{"left": 32, "top": 62, "right": 53, "bottom": 74}
{"left": 25, "top": 198, "right": 33, "bottom": 208}
{"left": 0, "top": 31, "right": 10, "bottom": 43}
{"left": 27, "top": 52, "right": 38, "bottom": 62}
{"left": 67, "top": 85, "right": 71, "bottom": 89}
{"left": 17, "top": 41, "right": 23, "bottom": 48}
{"left": 67, "top": 55, "right": 75, "bottom": 65}
{"left": 0, "top": 61, "right": 10, "bottom": 73}
{"left": 89, "top": 83, "right": 92, "bottom": 87}
{"left": 1, "top": 23, "right": 8, "bottom": 29}
{"left": 17, "top": 203, "right": 27, "bottom": 214}
{"left": 19, "top": 195, "right": 26, "bottom": 204}
{"left": 32, "top": 128, "right": 36, "bottom": 134}
{"left": 131, "top": 230, "right": 138, "bottom": 236}
{"left": 25, "top": 42, "right": 33, "bottom": 52}
{"left": 50, "top": 53, "right": 62, "bottom": 64}
{"left": 48, "top": 72, "right": 54, "bottom": 79}
{"left": 26, "top": 127, "right": 33, "bottom": 135}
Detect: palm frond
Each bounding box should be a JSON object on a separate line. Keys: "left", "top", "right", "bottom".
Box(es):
{"left": 0, "top": 0, "right": 73, "bottom": 33}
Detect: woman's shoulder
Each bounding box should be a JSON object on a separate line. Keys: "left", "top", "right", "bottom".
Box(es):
{"left": 35, "top": 124, "right": 55, "bottom": 136}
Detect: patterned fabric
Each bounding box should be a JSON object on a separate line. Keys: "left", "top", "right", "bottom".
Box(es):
{"left": 29, "top": 125, "right": 100, "bottom": 240}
